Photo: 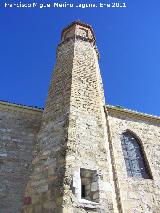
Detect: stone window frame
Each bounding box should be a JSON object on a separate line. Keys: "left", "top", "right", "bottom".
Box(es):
{"left": 80, "top": 168, "right": 99, "bottom": 203}
{"left": 120, "top": 129, "right": 153, "bottom": 180}
{"left": 72, "top": 168, "right": 100, "bottom": 205}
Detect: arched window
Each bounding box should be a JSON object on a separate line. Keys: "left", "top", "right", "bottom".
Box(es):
{"left": 121, "top": 131, "right": 152, "bottom": 179}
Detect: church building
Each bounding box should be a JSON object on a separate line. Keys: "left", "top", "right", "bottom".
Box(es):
{"left": 0, "top": 21, "right": 160, "bottom": 213}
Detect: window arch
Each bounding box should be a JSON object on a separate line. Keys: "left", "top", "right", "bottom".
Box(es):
{"left": 121, "top": 131, "right": 152, "bottom": 179}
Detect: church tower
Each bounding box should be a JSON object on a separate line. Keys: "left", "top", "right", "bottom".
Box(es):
{"left": 22, "top": 21, "right": 116, "bottom": 213}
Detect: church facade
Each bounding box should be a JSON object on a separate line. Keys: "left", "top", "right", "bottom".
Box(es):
{"left": 0, "top": 21, "right": 160, "bottom": 213}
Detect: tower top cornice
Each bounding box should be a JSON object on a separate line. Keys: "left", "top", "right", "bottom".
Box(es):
{"left": 61, "top": 21, "right": 96, "bottom": 43}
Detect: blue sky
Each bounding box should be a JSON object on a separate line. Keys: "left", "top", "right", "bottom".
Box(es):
{"left": 0, "top": 0, "right": 160, "bottom": 115}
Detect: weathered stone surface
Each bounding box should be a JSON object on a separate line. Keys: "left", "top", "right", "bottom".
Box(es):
{"left": 0, "top": 101, "right": 42, "bottom": 213}
{"left": 1, "top": 21, "right": 160, "bottom": 213}
{"left": 106, "top": 106, "right": 160, "bottom": 213}
{"left": 22, "top": 21, "right": 114, "bottom": 213}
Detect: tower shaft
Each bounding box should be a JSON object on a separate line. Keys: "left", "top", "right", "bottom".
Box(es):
{"left": 22, "top": 22, "right": 115, "bottom": 213}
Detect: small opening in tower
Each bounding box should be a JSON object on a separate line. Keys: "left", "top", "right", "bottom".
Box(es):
{"left": 81, "top": 184, "right": 86, "bottom": 198}
{"left": 80, "top": 168, "right": 99, "bottom": 203}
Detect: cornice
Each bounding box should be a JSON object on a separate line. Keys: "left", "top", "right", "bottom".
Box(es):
{"left": 61, "top": 20, "right": 96, "bottom": 42}
{"left": 105, "top": 105, "right": 160, "bottom": 123}
{"left": 58, "top": 35, "right": 95, "bottom": 47}
{"left": 0, "top": 100, "right": 43, "bottom": 115}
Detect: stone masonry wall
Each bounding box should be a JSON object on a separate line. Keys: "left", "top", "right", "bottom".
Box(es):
{"left": 0, "top": 102, "right": 42, "bottom": 213}
{"left": 107, "top": 107, "right": 160, "bottom": 213}
{"left": 63, "top": 38, "right": 115, "bottom": 212}
{"left": 22, "top": 22, "right": 116, "bottom": 213}
{"left": 22, "top": 38, "right": 75, "bottom": 213}
{"left": 1, "top": 22, "right": 160, "bottom": 213}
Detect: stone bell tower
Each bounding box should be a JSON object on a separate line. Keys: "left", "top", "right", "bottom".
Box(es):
{"left": 22, "top": 21, "right": 115, "bottom": 213}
